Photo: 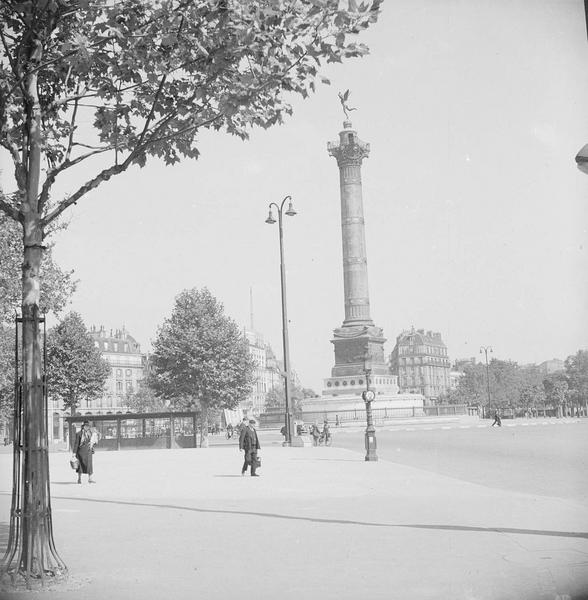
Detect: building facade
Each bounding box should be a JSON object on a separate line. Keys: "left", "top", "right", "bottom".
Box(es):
{"left": 242, "top": 328, "right": 279, "bottom": 416}
{"left": 390, "top": 328, "right": 451, "bottom": 402}
{"left": 87, "top": 325, "right": 146, "bottom": 414}
{"left": 49, "top": 325, "right": 146, "bottom": 443}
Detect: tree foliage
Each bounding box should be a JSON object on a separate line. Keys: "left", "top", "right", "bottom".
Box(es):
{"left": 0, "top": 213, "right": 76, "bottom": 325}
{"left": 264, "top": 382, "right": 317, "bottom": 415}
{"left": 46, "top": 311, "right": 110, "bottom": 415}
{"left": 450, "top": 352, "right": 588, "bottom": 413}
{"left": 150, "top": 287, "right": 255, "bottom": 425}
{"left": 0, "top": 0, "right": 381, "bottom": 227}
{"left": 564, "top": 350, "right": 588, "bottom": 404}
{"left": 0, "top": 326, "right": 14, "bottom": 425}
{"left": 124, "top": 383, "right": 167, "bottom": 413}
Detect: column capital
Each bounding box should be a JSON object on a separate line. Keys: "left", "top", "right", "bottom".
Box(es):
{"left": 327, "top": 126, "right": 370, "bottom": 166}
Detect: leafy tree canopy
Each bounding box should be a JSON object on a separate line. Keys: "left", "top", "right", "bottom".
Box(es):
{"left": 150, "top": 287, "right": 255, "bottom": 412}
{"left": 124, "top": 383, "right": 168, "bottom": 413}
{"left": 0, "top": 213, "right": 76, "bottom": 324}
{"left": 0, "top": 0, "right": 381, "bottom": 228}
{"left": 564, "top": 350, "right": 588, "bottom": 402}
{"left": 46, "top": 311, "right": 110, "bottom": 414}
{"left": 264, "top": 381, "right": 317, "bottom": 415}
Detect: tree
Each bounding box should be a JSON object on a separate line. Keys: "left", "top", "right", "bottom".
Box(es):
{"left": 124, "top": 383, "right": 167, "bottom": 414}
{"left": 150, "top": 288, "right": 255, "bottom": 447}
{"left": 45, "top": 312, "right": 110, "bottom": 416}
{"left": 543, "top": 372, "right": 568, "bottom": 417}
{"left": 564, "top": 350, "right": 588, "bottom": 414}
{"left": 263, "top": 382, "right": 317, "bottom": 415}
{"left": 0, "top": 0, "right": 380, "bottom": 582}
{"left": 449, "top": 359, "right": 546, "bottom": 414}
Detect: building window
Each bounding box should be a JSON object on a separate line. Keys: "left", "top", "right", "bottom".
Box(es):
{"left": 116, "top": 369, "right": 122, "bottom": 377}
{"left": 125, "top": 369, "right": 132, "bottom": 377}
{"left": 116, "top": 381, "right": 123, "bottom": 393}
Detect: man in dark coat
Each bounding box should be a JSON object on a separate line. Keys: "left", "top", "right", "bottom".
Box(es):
{"left": 491, "top": 412, "right": 502, "bottom": 427}
{"left": 241, "top": 419, "right": 261, "bottom": 477}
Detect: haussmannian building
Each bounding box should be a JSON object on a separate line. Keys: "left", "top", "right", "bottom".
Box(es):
{"left": 389, "top": 328, "right": 451, "bottom": 402}
{"left": 87, "top": 325, "right": 146, "bottom": 414}
{"left": 49, "top": 325, "right": 146, "bottom": 443}
{"left": 242, "top": 327, "right": 279, "bottom": 417}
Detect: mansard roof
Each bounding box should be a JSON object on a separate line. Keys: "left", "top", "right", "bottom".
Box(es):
{"left": 89, "top": 325, "right": 141, "bottom": 354}
{"left": 397, "top": 328, "right": 446, "bottom": 348}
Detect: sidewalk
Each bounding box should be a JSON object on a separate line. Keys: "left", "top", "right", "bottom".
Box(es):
{"left": 0, "top": 442, "right": 587, "bottom": 600}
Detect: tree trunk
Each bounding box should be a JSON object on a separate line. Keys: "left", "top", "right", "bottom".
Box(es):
{"left": 1, "top": 39, "right": 66, "bottom": 586}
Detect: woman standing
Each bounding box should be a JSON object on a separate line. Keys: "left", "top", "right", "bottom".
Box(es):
{"left": 73, "top": 420, "right": 96, "bottom": 484}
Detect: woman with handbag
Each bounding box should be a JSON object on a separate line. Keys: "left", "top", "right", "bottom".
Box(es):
{"left": 73, "top": 420, "right": 96, "bottom": 484}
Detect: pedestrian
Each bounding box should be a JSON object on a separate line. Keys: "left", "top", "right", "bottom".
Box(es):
{"left": 241, "top": 419, "right": 261, "bottom": 477}
{"left": 238, "top": 416, "right": 249, "bottom": 447}
{"left": 335, "top": 414, "right": 340, "bottom": 427}
{"left": 491, "top": 411, "right": 502, "bottom": 427}
{"left": 73, "top": 420, "right": 96, "bottom": 484}
{"left": 310, "top": 422, "right": 320, "bottom": 446}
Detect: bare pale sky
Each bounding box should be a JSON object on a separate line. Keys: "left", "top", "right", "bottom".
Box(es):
{"left": 5, "top": 0, "right": 587, "bottom": 392}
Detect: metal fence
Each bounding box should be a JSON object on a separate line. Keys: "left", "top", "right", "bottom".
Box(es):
{"left": 260, "top": 404, "right": 469, "bottom": 428}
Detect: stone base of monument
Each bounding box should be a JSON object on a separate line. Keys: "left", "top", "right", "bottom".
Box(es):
{"left": 290, "top": 435, "right": 312, "bottom": 447}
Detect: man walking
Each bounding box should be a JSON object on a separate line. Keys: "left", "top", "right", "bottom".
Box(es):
{"left": 491, "top": 411, "right": 502, "bottom": 427}
{"left": 241, "top": 419, "right": 261, "bottom": 477}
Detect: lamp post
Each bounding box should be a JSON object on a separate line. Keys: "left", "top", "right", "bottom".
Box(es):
{"left": 479, "top": 346, "right": 493, "bottom": 418}
{"left": 265, "top": 195, "right": 297, "bottom": 446}
{"left": 575, "top": 144, "right": 588, "bottom": 175}
{"left": 362, "top": 357, "right": 378, "bottom": 461}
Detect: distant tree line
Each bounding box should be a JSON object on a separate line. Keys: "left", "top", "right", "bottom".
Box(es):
{"left": 443, "top": 350, "right": 588, "bottom": 417}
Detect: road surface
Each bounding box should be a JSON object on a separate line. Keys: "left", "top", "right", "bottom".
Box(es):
{"left": 332, "top": 420, "right": 588, "bottom": 504}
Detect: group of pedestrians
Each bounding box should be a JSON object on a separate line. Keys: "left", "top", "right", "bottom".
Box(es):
{"left": 310, "top": 421, "right": 331, "bottom": 446}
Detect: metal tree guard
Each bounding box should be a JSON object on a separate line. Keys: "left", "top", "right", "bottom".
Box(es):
{"left": 1, "top": 314, "right": 67, "bottom": 588}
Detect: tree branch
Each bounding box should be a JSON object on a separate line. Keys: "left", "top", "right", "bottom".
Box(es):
{"left": 40, "top": 153, "right": 135, "bottom": 228}
{"left": 137, "top": 74, "right": 167, "bottom": 148}
{"left": 0, "top": 138, "right": 26, "bottom": 191}
{"left": 0, "top": 192, "right": 22, "bottom": 223}
{"left": 38, "top": 146, "right": 114, "bottom": 215}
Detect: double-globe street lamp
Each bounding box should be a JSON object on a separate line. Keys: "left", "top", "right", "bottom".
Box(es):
{"left": 265, "top": 196, "right": 297, "bottom": 446}
{"left": 479, "top": 346, "right": 493, "bottom": 418}
{"left": 362, "top": 356, "right": 378, "bottom": 461}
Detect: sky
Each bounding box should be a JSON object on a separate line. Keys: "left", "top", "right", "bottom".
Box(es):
{"left": 4, "top": 0, "right": 588, "bottom": 392}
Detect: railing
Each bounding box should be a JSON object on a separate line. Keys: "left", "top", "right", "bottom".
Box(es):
{"left": 259, "top": 405, "right": 468, "bottom": 428}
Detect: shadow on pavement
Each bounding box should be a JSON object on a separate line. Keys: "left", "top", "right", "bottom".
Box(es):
{"left": 52, "top": 481, "right": 82, "bottom": 485}
{"left": 46, "top": 495, "right": 588, "bottom": 540}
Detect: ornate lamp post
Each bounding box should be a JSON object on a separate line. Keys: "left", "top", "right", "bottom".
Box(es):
{"left": 479, "top": 346, "right": 493, "bottom": 418}
{"left": 575, "top": 144, "right": 588, "bottom": 175}
{"left": 265, "top": 196, "right": 297, "bottom": 446}
{"left": 362, "top": 357, "right": 378, "bottom": 461}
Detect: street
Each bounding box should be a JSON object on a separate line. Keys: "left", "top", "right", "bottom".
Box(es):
{"left": 332, "top": 420, "right": 588, "bottom": 504}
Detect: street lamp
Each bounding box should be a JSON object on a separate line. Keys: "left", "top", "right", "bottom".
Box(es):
{"left": 362, "top": 356, "right": 378, "bottom": 461}
{"left": 479, "top": 346, "right": 493, "bottom": 418}
{"left": 575, "top": 144, "right": 588, "bottom": 175}
{"left": 265, "top": 195, "right": 297, "bottom": 446}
